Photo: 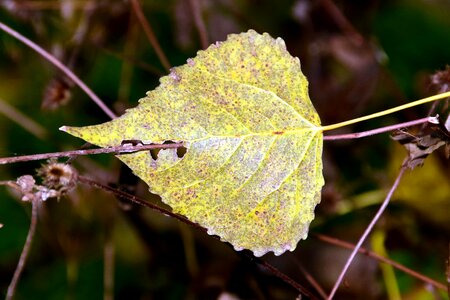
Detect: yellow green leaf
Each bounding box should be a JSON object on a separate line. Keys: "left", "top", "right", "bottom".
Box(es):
{"left": 61, "top": 30, "right": 324, "bottom": 257}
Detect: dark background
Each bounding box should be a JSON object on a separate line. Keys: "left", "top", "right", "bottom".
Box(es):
{"left": 0, "top": 0, "right": 449, "bottom": 299}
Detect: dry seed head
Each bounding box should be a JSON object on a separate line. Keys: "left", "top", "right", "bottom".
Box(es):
{"left": 38, "top": 160, "right": 77, "bottom": 192}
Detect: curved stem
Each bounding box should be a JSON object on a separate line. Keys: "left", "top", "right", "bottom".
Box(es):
{"left": 320, "top": 91, "right": 450, "bottom": 132}
{"left": 6, "top": 199, "right": 39, "bottom": 300}
{"left": 327, "top": 163, "right": 407, "bottom": 299}
{"left": 0, "top": 21, "right": 117, "bottom": 120}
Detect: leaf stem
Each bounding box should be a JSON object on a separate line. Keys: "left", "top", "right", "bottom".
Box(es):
{"left": 319, "top": 91, "right": 450, "bottom": 132}
{"left": 0, "top": 21, "right": 117, "bottom": 120}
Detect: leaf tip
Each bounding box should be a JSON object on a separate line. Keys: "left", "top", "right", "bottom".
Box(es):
{"left": 59, "top": 125, "right": 77, "bottom": 135}
{"left": 59, "top": 125, "right": 83, "bottom": 140}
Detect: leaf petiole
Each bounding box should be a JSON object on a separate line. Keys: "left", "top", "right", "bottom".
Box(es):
{"left": 318, "top": 91, "right": 450, "bottom": 132}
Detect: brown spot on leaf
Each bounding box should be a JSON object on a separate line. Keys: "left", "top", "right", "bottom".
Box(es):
{"left": 272, "top": 131, "right": 284, "bottom": 135}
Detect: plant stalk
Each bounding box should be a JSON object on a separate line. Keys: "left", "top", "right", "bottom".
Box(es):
{"left": 320, "top": 91, "right": 450, "bottom": 132}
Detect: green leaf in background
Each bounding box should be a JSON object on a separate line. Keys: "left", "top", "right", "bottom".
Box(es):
{"left": 61, "top": 30, "right": 324, "bottom": 257}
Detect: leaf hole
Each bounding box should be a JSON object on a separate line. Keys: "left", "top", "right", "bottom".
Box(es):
{"left": 149, "top": 141, "right": 187, "bottom": 159}
{"left": 176, "top": 146, "right": 187, "bottom": 158}
{"left": 149, "top": 149, "right": 159, "bottom": 160}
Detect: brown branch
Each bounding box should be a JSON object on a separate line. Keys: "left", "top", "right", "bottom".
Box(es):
{"left": 77, "top": 175, "right": 202, "bottom": 231}
{"left": 14, "top": 0, "right": 95, "bottom": 10}
{"left": 97, "top": 45, "right": 164, "bottom": 76}
{"left": 188, "top": 0, "right": 209, "bottom": 49}
{"left": 327, "top": 163, "right": 407, "bottom": 299}
{"left": 447, "top": 243, "right": 450, "bottom": 298}
{"left": 300, "top": 266, "right": 327, "bottom": 300}
{"left": 6, "top": 199, "right": 39, "bottom": 300}
{"left": 319, "top": 0, "right": 364, "bottom": 44}
{"left": 314, "top": 233, "right": 447, "bottom": 291}
{"left": 78, "top": 176, "right": 317, "bottom": 298}
{"left": 239, "top": 251, "right": 319, "bottom": 300}
{"left": 0, "top": 142, "right": 184, "bottom": 165}
{"left": 117, "top": 11, "right": 140, "bottom": 104}
{"left": 14, "top": 1, "right": 94, "bottom": 10}
{"left": 0, "top": 22, "right": 117, "bottom": 119}
{"left": 103, "top": 226, "right": 115, "bottom": 300}
{"left": 129, "top": 0, "right": 171, "bottom": 72}
{"left": 287, "top": 252, "right": 328, "bottom": 299}
{"left": 0, "top": 98, "right": 48, "bottom": 139}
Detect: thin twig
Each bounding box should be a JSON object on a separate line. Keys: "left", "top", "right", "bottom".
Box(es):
{"left": 240, "top": 252, "right": 319, "bottom": 300}
{"left": 300, "top": 267, "right": 328, "bottom": 300}
{"left": 14, "top": 0, "right": 94, "bottom": 10}
{"left": 314, "top": 234, "right": 447, "bottom": 291}
{"left": 447, "top": 243, "right": 450, "bottom": 298}
{"left": 97, "top": 45, "right": 164, "bottom": 76}
{"left": 260, "top": 260, "right": 319, "bottom": 300}
{"left": 323, "top": 117, "right": 435, "bottom": 140}
{"left": 118, "top": 11, "right": 140, "bottom": 104}
{"left": 103, "top": 226, "right": 115, "bottom": 300}
{"left": 0, "top": 97, "right": 48, "bottom": 139}
{"left": 327, "top": 163, "right": 407, "bottom": 299}
{"left": 79, "top": 176, "right": 314, "bottom": 297}
{"left": 188, "top": 0, "right": 209, "bottom": 49}
{"left": 0, "top": 21, "right": 117, "bottom": 119}
{"left": 6, "top": 199, "right": 39, "bottom": 300}
{"left": 77, "top": 175, "right": 202, "bottom": 231}
{"left": 129, "top": 0, "right": 171, "bottom": 72}
{"left": 319, "top": 0, "right": 364, "bottom": 44}
{"left": 287, "top": 252, "right": 328, "bottom": 299}
{"left": 0, "top": 142, "right": 184, "bottom": 165}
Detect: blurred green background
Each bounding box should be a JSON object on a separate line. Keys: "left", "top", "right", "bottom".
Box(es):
{"left": 0, "top": 0, "right": 449, "bottom": 299}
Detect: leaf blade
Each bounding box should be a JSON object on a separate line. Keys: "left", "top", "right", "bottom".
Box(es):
{"left": 62, "top": 30, "right": 324, "bottom": 256}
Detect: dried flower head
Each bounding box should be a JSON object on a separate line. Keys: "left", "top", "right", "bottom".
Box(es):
{"left": 41, "top": 77, "right": 72, "bottom": 110}
{"left": 37, "top": 160, "right": 77, "bottom": 193}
